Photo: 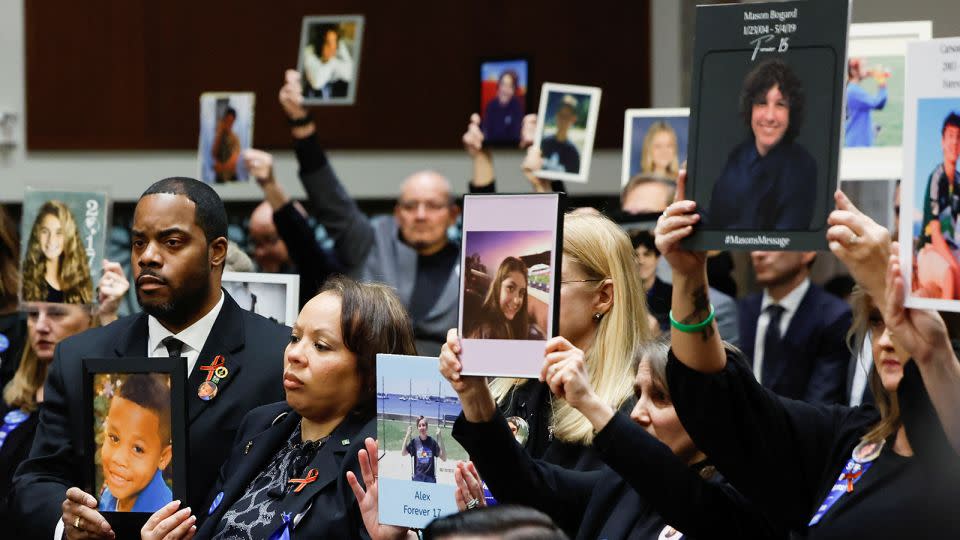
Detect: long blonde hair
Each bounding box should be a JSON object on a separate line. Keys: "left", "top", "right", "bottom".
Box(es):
{"left": 21, "top": 200, "right": 93, "bottom": 304}
{"left": 490, "top": 212, "right": 653, "bottom": 445}
{"left": 846, "top": 287, "right": 900, "bottom": 444}
{"left": 4, "top": 306, "right": 96, "bottom": 411}
{"left": 640, "top": 121, "right": 680, "bottom": 178}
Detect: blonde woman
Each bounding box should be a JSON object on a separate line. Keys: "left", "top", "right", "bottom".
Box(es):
{"left": 468, "top": 212, "right": 653, "bottom": 470}
{"left": 21, "top": 200, "right": 93, "bottom": 304}
{"left": 640, "top": 121, "right": 680, "bottom": 179}
{"left": 0, "top": 266, "right": 127, "bottom": 522}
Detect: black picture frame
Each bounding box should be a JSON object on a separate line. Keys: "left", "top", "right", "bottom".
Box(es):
{"left": 683, "top": 0, "right": 850, "bottom": 251}
{"left": 82, "top": 357, "right": 188, "bottom": 537}
{"left": 478, "top": 56, "right": 534, "bottom": 148}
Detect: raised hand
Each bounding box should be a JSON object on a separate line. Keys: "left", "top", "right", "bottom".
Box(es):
{"left": 883, "top": 243, "right": 949, "bottom": 366}
{"left": 96, "top": 260, "right": 129, "bottom": 325}
{"left": 243, "top": 149, "right": 275, "bottom": 185}
{"left": 654, "top": 171, "right": 706, "bottom": 278}
{"left": 827, "top": 190, "right": 891, "bottom": 306}
{"left": 346, "top": 438, "right": 411, "bottom": 540}
{"left": 279, "top": 69, "right": 307, "bottom": 120}
{"left": 454, "top": 461, "right": 487, "bottom": 511}
{"left": 462, "top": 113, "right": 485, "bottom": 157}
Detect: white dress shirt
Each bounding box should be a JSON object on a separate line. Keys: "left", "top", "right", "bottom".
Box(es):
{"left": 52, "top": 292, "right": 226, "bottom": 539}
{"left": 850, "top": 332, "right": 873, "bottom": 407}
{"left": 147, "top": 291, "right": 225, "bottom": 375}
{"left": 752, "top": 278, "right": 810, "bottom": 383}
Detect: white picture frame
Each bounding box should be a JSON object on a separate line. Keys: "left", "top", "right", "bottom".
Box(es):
{"left": 532, "top": 83, "right": 602, "bottom": 184}
{"left": 297, "top": 15, "right": 365, "bottom": 106}
{"left": 197, "top": 92, "right": 256, "bottom": 185}
{"left": 621, "top": 108, "right": 689, "bottom": 187}
{"left": 222, "top": 271, "right": 300, "bottom": 326}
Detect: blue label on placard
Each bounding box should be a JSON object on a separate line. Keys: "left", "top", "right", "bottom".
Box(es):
{"left": 0, "top": 333, "right": 9, "bottom": 353}
{"left": 378, "top": 477, "right": 459, "bottom": 529}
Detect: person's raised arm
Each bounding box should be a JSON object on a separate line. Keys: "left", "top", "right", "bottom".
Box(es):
{"left": 827, "top": 190, "right": 892, "bottom": 310}
{"left": 400, "top": 424, "right": 413, "bottom": 457}
{"left": 96, "top": 260, "right": 130, "bottom": 326}
{"left": 884, "top": 245, "right": 960, "bottom": 455}
{"left": 463, "top": 113, "right": 495, "bottom": 192}
{"left": 654, "top": 172, "right": 725, "bottom": 373}
{"left": 438, "top": 329, "right": 496, "bottom": 421}
{"left": 539, "top": 336, "right": 615, "bottom": 431}
{"left": 346, "top": 438, "right": 416, "bottom": 540}
{"left": 246, "top": 149, "right": 290, "bottom": 210}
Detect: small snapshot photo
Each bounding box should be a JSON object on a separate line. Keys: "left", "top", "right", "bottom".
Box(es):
{"left": 92, "top": 372, "right": 173, "bottom": 513}
{"left": 198, "top": 92, "right": 255, "bottom": 184}
{"left": 905, "top": 98, "right": 960, "bottom": 303}
{"left": 480, "top": 58, "right": 530, "bottom": 146}
{"left": 19, "top": 189, "right": 108, "bottom": 306}
{"left": 461, "top": 230, "right": 554, "bottom": 341}
{"left": 841, "top": 22, "right": 932, "bottom": 181}
{"left": 83, "top": 358, "right": 186, "bottom": 533}
{"left": 298, "top": 15, "right": 365, "bottom": 106}
{"left": 685, "top": 0, "right": 848, "bottom": 250}
{"left": 222, "top": 271, "right": 300, "bottom": 326}
{"left": 533, "top": 83, "right": 602, "bottom": 183}
{"left": 621, "top": 108, "right": 689, "bottom": 186}
{"left": 377, "top": 354, "right": 468, "bottom": 528}
{"left": 458, "top": 194, "right": 562, "bottom": 378}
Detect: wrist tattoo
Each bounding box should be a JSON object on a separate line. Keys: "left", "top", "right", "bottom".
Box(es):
{"left": 681, "top": 286, "right": 715, "bottom": 341}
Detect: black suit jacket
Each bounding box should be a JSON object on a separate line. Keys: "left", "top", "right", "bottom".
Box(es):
{"left": 196, "top": 403, "right": 372, "bottom": 540}
{"left": 738, "top": 284, "right": 851, "bottom": 404}
{"left": 9, "top": 292, "right": 288, "bottom": 539}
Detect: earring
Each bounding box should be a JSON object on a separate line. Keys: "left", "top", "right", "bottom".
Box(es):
{"left": 593, "top": 312, "right": 603, "bottom": 322}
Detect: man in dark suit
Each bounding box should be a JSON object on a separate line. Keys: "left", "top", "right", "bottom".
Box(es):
{"left": 10, "top": 178, "right": 289, "bottom": 540}
{"left": 738, "top": 250, "right": 851, "bottom": 404}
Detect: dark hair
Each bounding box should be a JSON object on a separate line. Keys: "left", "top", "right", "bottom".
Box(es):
{"left": 629, "top": 229, "right": 659, "bottom": 257}
{"left": 469, "top": 257, "right": 531, "bottom": 340}
{"left": 0, "top": 205, "right": 20, "bottom": 309}
{"left": 418, "top": 415, "right": 427, "bottom": 427}
{"left": 222, "top": 107, "right": 236, "bottom": 119}
{"left": 498, "top": 69, "right": 520, "bottom": 89}
{"left": 140, "top": 177, "right": 228, "bottom": 245}
{"left": 740, "top": 58, "right": 805, "bottom": 144}
{"left": 423, "top": 505, "right": 568, "bottom": 540}
{"left": 320, "top": 276, "right": 417, "bottom": 419}
{"left": 312, "top": 23, "right": 340, "bottom": 51}
{"left": 117, "top": 373, "right": 172, "bottom": 443}
{"left": 943, "top": 112, "right": 960, "bottom": 137}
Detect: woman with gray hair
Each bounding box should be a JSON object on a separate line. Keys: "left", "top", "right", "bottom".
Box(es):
{"left": 441, "top": 334, "right": 784, "bottom": 539}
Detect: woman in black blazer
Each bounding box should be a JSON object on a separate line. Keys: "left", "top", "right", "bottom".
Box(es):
{"left": 439, "top": 331, "right": 783, "bottom": 540}
{"left": 141, "top": 276, "right": 419, "bottom": 540}
{"left": 655, "top": 187, "right": 960, "bottom": 537}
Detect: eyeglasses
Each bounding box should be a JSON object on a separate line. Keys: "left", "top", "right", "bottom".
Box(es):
{"left": 560, "top": 278, "right": 605, "bottom": 285}
{"left": 397, "top": 200, "right": 449, "bottom": 213}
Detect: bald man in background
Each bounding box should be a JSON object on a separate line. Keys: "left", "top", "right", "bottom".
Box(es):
{"left": 278, "top": 70, "right": 460, "bottom": 355}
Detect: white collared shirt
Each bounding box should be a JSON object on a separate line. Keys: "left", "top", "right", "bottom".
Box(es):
{"left": 146, "top": 291, "right": 225, "bottom": 375}
{"left": 752, "top": 278, "right": 810, "bottom": 383}
{"left": 850, "top": 332, "right": 873, "bottom": 407}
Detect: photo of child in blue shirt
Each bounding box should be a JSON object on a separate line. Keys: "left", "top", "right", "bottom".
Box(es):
{"left": 97, "top": 374, "right": 173, "bottom": 512}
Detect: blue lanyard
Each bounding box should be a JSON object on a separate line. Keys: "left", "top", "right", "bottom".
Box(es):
{"left": 808, "top": 457, "right": 875, "bottom": 526}
{"left": 0, "top": 409, "right": 30, "bottom": 450}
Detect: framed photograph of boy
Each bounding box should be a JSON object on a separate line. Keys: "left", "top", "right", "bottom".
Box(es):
{"left": 898, "top": 38, "right": 960, "bottom": 312}
{"left": 376, "top": 354, "right": 469, "bottom": 529}
{"left": 621, "top": 108, "right": 689, "bottom": 186}
{"left": 458, "top": 193, "right": 563, "bottom": 378}
{"left": 222, "top": 271, "right": 300, "bottom": 326}
{"left": 82, "top": 357, "right": 188, "bottom": 536}
{"left": 841, "top": 21, "right": 932, "bottom": 181}
{"left": 198, "top": 92, "right": 255, "bottom": 184}
{"left": 479, "top": 57, "right": 531, "bottom": 147}
{"left": 297, "top": 15, "right": 365, "bottom": 106}
{"left": 19, "top": 188, "right": 109, "bottom": 306}
{"left": 532, "top": 83, "right": 602, "bottom": 183}
{"left": 684, "top": 0, "right": 849, "bottom": 251}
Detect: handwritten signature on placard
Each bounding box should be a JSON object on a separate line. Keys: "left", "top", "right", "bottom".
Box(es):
{"left": 750, "top": 34, "right": 790, "bottom": 61}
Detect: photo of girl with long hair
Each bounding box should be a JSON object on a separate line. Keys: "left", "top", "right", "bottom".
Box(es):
{"left": 20, "top": 199, "right": 94, "bottom": 305}
{"left": 461, "top": 230, "right": 553, "bottom": 341}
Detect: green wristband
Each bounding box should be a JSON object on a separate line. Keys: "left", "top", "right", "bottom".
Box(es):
{"left": 669, "top": 305, "right": 716, "bottom": 333}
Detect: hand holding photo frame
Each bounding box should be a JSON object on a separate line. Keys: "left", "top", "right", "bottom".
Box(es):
{"left": 898, "top": 38, "right": 960, "bottom": 312}
{"left": 684, "top": 0, "right": 849, "bottom": 251}
{"left": 458, "top": 193, "right": 563, "bottom": 378}
{"left": 82, "top": 357, "right": 188, "bottom": 536}
{"left": 532, "top": 83, "right": 602, "bottom": 184}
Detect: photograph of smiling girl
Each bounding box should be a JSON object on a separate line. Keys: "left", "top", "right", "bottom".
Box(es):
{"left": 19, "top": 189, "right": 109, "bottom": 306}
{"left": 83, "top": 357, "right": 187, "bottom": 530}
{"left": 683, "top": 0, "right": 848, "bottom": 251}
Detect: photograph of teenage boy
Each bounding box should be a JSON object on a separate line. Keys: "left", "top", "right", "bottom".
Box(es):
{"left": 845, "top": 58, "right": 889, "bottom": 148}
{"left": 10, "top": 178, "right": 288, "bottom": 540}
{"left": 303, "top": 23, "right": 354, "bottom": 100}
{"left": 482, "top": 69, "right": 525, "bottom": 144}
{"left": 97, "top": 374, "right": 172, "bottom": 513}
{"left": 21, "top": 200, "right": 93, "bottom": 305}
{"left": 641, "top": 121, "right": 680, "bottom": 179}
{"left": 920, "top": 112, "right": 960, "bottom": 243}
{"left": 706, "top": 59, "right": 818, "bottom": 231}
{"left": 541, "top": 95, "right": 581, "bottom": 175}
{"left": 401, "top": 416, "right": 446, "bottom": 483}
{"left": 466, "top": 257, "right": 543, "bottom": 340}
{"left": 211, "top": 107, "right": 240, "bottom": 183}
